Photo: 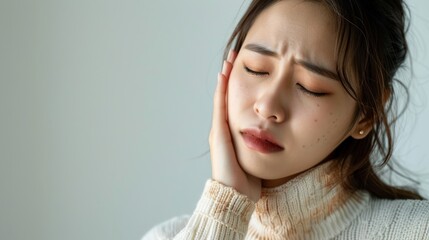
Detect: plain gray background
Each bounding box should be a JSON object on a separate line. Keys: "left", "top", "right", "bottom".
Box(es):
{"left": 1, "top": 1, "right": 429, "bottom": 239}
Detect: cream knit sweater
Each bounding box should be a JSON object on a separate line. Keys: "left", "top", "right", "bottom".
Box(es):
{"left": 143, "top": 161, "right": 429, "bottom": 239}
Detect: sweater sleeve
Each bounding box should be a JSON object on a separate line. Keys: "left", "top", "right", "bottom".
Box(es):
{"left": 173, "top": 179, "right": 255, "bottom": 240}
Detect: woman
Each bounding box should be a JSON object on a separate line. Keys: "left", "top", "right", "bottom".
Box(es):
{"left": 143, "top": 0, "right": 429, "bottom": 239}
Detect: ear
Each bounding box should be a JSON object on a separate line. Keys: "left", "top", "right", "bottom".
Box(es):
{"left": 351, "top": 89, "right": 390, "bottom": 140}
{"left": 350, "top": 115, "right": 373, "bottom": 140}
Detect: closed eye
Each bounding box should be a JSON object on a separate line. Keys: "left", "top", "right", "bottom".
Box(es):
{"left": 244, "top": 66, "right": 269, "bottom": 76}
{"left": 297, "top": 84, "right": 327, "bottom": 97}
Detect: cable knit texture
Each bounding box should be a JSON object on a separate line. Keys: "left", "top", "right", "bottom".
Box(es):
{"left": 142, "top": 161, "right": 429, "bottom": 240}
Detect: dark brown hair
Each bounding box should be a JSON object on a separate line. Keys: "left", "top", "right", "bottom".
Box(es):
{"left": 224, "top": 0, "right": 423, "bottom": 199}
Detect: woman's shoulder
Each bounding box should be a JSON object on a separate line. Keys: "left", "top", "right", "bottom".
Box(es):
{"left": 141, "top": 215, "right": 191, "bottom": 240}
{"left": 367, "top": 197, "right": 429, "bottom": 220}
{"left": 351, "top": 196, "right": 429, "bottom": 239}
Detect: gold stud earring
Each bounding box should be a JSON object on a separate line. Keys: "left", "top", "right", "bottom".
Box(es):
{"left": 359, "top": 130, "right": 364, "bottom": 135}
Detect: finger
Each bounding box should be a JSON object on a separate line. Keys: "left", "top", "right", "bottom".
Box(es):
{"left": 222, "top": 60, "right": 232, "bottom": 75}
{"left": 227, "top": 49, "right": 237, "bottom": 64}
{"left": 225, "top": 50, "right": 237, "bottom": 123}
{"left": 221, "top": 60, "right": 233, "bottom": 123}
{"left": 213, "top": 72, "right": 227, "bottom": 125}
{"left": 213, "top": 54, "right": 236, "bottom": 128}
{"left": 222, "top": 60, "right": 233, "bottom": 81}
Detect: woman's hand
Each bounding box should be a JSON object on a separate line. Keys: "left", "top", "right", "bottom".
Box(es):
{"left": 209, "top": 50, "right": 261, "bottom": 203}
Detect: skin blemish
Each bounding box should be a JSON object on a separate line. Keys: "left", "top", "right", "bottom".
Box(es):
{"left": 329, "top": 112, "right": 333, "bottom": 116}
{"left": 314, "top": 119, "right": 318, "bottom": 123}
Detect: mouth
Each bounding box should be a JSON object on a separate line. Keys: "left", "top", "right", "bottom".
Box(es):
{"left": 240, "top": 128, "right": 284, "bottom": 153}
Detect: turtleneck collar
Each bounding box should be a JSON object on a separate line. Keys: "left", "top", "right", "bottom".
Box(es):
{"left": 247, "top": 160, "right": 370, "bottom": 239}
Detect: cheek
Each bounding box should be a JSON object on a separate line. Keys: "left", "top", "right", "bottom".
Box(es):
{"left": 300, "top": 105, "right": 353, "bottom": 148}
{"left": 227, "top": 71, "right": 253, "bottom": 114}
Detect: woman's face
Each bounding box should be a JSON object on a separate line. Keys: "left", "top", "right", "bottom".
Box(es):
{"left": 228, "top": 0, "right": 361, "bottom": 187}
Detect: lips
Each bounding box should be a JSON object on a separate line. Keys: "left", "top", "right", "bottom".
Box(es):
{"left": 240, "top": 128, "right": 284, "bottom": 153}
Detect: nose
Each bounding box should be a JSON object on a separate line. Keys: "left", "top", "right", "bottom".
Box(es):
{"left": 253, "top": 86, "right": 287, "bottom": 123}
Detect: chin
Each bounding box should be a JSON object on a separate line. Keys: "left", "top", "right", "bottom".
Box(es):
{"left": 237, "top": 155, "right": 288, "bottom": 180}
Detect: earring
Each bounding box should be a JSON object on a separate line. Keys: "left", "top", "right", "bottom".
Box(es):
{"left": 359, "top": 130, "right": 364, "bottom": 135}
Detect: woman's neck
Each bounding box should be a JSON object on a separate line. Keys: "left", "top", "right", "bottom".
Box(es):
{"left": 260, "top": 160, "right": 330, "bottom": 188}
{"left": 261, "top": 172, "right": 301, "bottom": 188}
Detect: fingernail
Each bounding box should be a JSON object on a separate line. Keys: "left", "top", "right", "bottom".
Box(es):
{"left": 227, "top": 49, "right": 232, "bottom": 62}
{"left": 231, "top": 50, "right": 237, "bottom": 62}
{"left": 222, "top": 61, "right": 227, "bottom": 75}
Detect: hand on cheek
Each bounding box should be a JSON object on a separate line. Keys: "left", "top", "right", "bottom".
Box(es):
{"left": 209, "top": 50, "right": 261, "bottom": 203}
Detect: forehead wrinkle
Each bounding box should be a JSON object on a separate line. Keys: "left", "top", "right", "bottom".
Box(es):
{"left": 243, "top": 0, "right": 337, "bottom": 68}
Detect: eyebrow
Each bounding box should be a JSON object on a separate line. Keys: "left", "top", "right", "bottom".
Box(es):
{"left": 243, "top": 43, "right": 339, "bottom": 81}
